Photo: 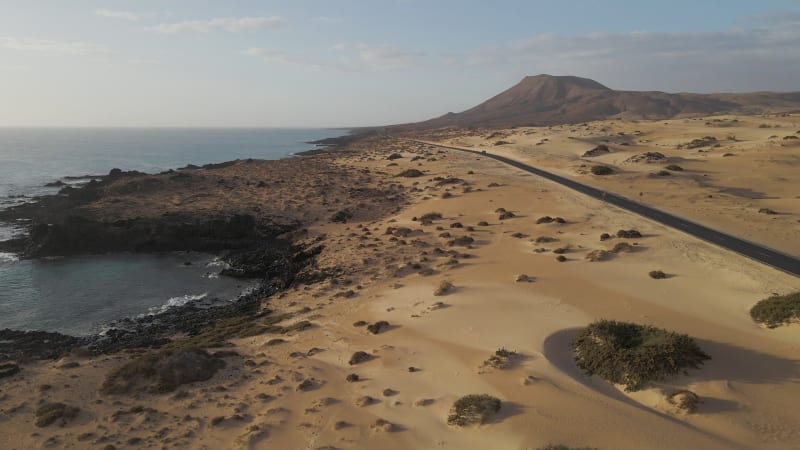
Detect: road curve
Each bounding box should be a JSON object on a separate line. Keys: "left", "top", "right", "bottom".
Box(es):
{"left": 411, "top": 140, "right": 800, "bottom": 277}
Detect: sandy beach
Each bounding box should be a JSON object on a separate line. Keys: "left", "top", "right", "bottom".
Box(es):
{"left": 1, "top": 126, "right": 799, "bottom": 450}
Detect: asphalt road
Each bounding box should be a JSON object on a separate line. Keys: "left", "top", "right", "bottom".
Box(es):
{"left": 412, "top": 140, "right": 800, "bottom": 277}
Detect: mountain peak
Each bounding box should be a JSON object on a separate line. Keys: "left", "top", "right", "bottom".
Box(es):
{"left": 520, "top": 74, "right": 612, "bottom": 91}
{"left": 396, "top": 75, "right": 800, "bottom": 129}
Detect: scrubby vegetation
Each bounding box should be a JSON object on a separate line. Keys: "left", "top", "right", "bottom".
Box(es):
{"left": 419, "top": 212, "right": 443, "bottom": 223}
{"left": 100, "top": 349, "right": 226, "bottom": 395}
{"left": 679, "top": 136, "right": 718, "bottom": 149}
{"left": 397, "top": 169, "right": 424, "bottom": 178}
{"left": 434, "top": 280, "right": 454, "bottom": 296}
{"left": 573, "top": 320, "right": 710, "bottom": 392}
{"left": 348, "top": 351, "right": 373, "bottom": 365}
{"left": 655, "top": 170, "right": 671, "bottom": 176}
{"left": 447, "top": 236, "right": 474, "bottom": 247}
{"left": 667, "top": 390, "right": 700, "bottom": 413}
{"left": 750, "top": 292, "right": 800, "bottom": 328}
{"left": 758, "top": 208, "right": 778, "bottom": 215}
{"left": 649, "top": 270, "right": 667, "bottom": 279}
{"left": 447, "top": 394, "right": 502, "bottom": 426}
{"left": 616, "top": 229, "right": 642, "bottom": 238}
{"left": 664, "top": 164, "right": 684, "bottom": 171}
{"left": 329, "top": 209, "right": 353, "bottom": 223}
{"left": 482, "top": 347, "right": 518, "bottom": 369}
{"left": 35, "top": 402, "right": 79, "bottom": 427}
{"left": 590, "top": 165, "right": 614, "bottom": 175}
{"left": 536, "top": 446, "right": 598, "bottom": 450}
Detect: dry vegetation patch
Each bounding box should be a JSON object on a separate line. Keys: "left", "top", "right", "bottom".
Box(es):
{"left": 573, "top": 320, "right": 710, "bottom": 392}
{"left": 750, "top": 292, "right": 800, "bottom": 328}
{"left": 100, "top": 349, "right": 226, "bottom": 395}
{"left": 447, "top": 394, "right": 502, "bottom": 426}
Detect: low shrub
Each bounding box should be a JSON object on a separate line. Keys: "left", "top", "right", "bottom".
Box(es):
{"left": 434, "top": 280, "right": 454, "bottom": 296}
{"left": 616, "top": 229, "right": 642, "bottom": 238}
{"left": 419, "top": 212, "right": 443, "bottom": 223}
{"left": 655, "top": 170, "right": 671, "bottom": 177}
{"left": 482, "top": 347, "right": 518, "bottom": 369}
{"left": 758, "top": 208, "right": 778, "bottom": 215}
{"left": 348, "top": 351, "right": 373, "bottom": 365}
{"left": 397, "top": 169, "right": 424, "bottom": 178}
{"left": 649, "top": 270, "right": 667, "bottom": 279}
{"left": 667, "top": 389, "right": 700, "bottom": 413}
{"left": 536, "top": 446, "right": 598, "bottom": 450}
{"left": 664, "top": 164, "right": 684, "bottom": 171}
{"left": 35, "top": 402, "right": 79, "bottom": 427}
{"left": 330, "top": 209, "right": 353, "bottom": 223}
{"left": 100, "top": 349, "right": 226, "bottom": 395}
{"left": 573, "top": 320, "right": 710, "bottom": 392}
{"left": 447, "top": 236, "right": 474, "bottom": 247}
{"left": 447, "top": 394, "right": 501, "bottom": 426}
{"left": 750, "top": 292, "right": 800, "bottom": 328}
{"left": 590, "top": 165, "right": 614, "bottom": 175}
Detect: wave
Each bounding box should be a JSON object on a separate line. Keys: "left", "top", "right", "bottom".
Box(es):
{"left": 147, "top": 292, "right": 208, "bottom": 315}
{"left": 205, "top": 257, "right": 230, "bottom": 268}
{"left": 0, "top": 252, "right": 19, "bottom": 263}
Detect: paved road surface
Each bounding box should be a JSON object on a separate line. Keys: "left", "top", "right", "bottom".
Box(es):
{"left": 411, "top": 140, "right": 800, "bottom": 277}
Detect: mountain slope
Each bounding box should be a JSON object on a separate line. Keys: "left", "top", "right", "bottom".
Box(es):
{"left": 401, "top": 75, "right": 800, "bottom": 129}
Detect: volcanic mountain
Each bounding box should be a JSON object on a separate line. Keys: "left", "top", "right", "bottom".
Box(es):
{"left": 399, "top": 74, "right": 800, "bottom": 129}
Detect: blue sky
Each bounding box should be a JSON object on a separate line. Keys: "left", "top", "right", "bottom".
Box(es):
{"left": 1, "top": 0, "right": 799, "bottom": 127}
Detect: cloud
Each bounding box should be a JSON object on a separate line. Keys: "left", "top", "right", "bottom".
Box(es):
{"left": 95, "top": 9, "right": 141, "bottom": 21}
{"left": 0, "top": 37, "right": 108, "bottom": 55}
{"left": 242, "top": 48, "right": 327, "bottom": 70}
{"left": 152, "top": 16, "right": 286, "bottom": 34}
{"left": 244, "top": 43, "right": 423, "bottom": 72}
{"left": 310, "top": 16, "right": 342, "bottom": 24}
{"left": 455, "top": 23, "right": 800, "bottom": 91}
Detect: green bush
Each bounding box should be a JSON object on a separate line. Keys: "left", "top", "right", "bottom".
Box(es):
{"left": 573, "top": 320, "right": 710, "bottom": 392}
{"left": 447, "top": 394, "right": 501, "bottom": 426}
{"left": 664, "top": 164, "right": 684, "bottom": 171}
{"left": 750, "top": 292, "right": 800, "bottom": 328}
{"left": 590, "top": 165, "right": 614, "bottom": 175}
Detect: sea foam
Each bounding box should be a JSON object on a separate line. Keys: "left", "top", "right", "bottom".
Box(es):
{"left": 148, "top": 292, "right": 208, "bottom": 315}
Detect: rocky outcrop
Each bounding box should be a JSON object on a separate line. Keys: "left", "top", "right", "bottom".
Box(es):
{"left": 8, "top": 213, "right": 294, "bottom": 259}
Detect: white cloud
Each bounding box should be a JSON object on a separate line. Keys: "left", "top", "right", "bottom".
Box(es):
{"left": 152, "top": 16, "right": 286, "bottom": 34}
{"left": 310, "top": 16, "right": 342, "bottom": 24}
{"left": 244, "top": 43, "right": 423, "bottom": 72}
{"left": 242, "top": 48, "right": 326, "bottom": 69}
{"left": 95, "top": 9, "right": 141, "bottom": 21}
{"left": 455, "top": 24, "right": 800, "bottom": 91}
{"left": 0, "top": 37, "right": 108, "bottom": 55}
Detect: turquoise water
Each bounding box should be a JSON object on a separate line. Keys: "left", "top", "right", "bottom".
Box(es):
{"left": 0, "top": 128, "right": 342, "bottom": 335}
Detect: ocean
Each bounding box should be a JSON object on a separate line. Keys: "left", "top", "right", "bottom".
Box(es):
{"left": 0, "top": 127, "right": 343, "bottom": 336}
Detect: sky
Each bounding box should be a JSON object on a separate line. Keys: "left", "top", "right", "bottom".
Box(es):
{"left": 1, "top": 0, "right": 799, "bottom": 127}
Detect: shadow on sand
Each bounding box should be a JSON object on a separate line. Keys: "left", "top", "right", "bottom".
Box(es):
{"left": 541, "top": 327, "right": 800, "bottom": 444}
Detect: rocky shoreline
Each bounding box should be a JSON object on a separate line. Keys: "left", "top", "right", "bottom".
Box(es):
{"left": 0, "top": 143, "right": 402, "bottom": 362}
